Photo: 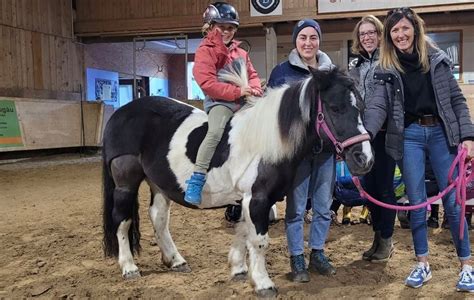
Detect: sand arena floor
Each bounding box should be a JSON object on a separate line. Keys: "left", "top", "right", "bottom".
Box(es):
{"left": 0, "top": 153, "right": 471, "bottom": 299}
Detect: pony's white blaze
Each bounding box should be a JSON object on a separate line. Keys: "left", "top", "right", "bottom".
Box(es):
{"left": 349, "top": 91, "right": 358, "bottom": 108}
{"left": 350, "top": 92, "right": 374, "bottom": 164}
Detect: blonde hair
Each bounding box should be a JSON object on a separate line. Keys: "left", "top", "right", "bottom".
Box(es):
{"left": 351, "top": 15, "right": 383, "bottom": 55}
{"left": 201, "top": 23, "right": 212, "bottom": 36}
{"left": 380, "top": 7, "right": 436, "bottom": 73}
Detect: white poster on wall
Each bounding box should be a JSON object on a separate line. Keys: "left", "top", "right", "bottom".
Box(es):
{"left": 318, "top": 0, "right": 473, "bottom": 13}
{"left": 101, "top": 84, "right": 112, "bottom": 100}
{"left": 250, "top": 0, "right": 283, "bottom": 17}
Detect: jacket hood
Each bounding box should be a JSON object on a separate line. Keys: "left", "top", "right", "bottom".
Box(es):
{"left": 288, "top": 48, "right": 332, "bottom": 71}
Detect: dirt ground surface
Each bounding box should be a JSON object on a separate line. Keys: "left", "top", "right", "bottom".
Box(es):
{"left": 0, "top": 153, "right": 473, "bottom": 299}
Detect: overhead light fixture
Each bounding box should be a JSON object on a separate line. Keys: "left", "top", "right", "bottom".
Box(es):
{"left": 152, "top": 40, "right": 178, "bottom": 49}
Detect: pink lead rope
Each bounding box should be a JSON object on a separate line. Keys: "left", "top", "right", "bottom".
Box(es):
{"left": 352, "top": 146, "right": 473, "bottom": 240}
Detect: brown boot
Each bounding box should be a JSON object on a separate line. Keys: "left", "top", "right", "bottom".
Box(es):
{"left": 362, "top": 231, "right": 380, "bottom": 261}
{"left": 370, "top": 237, "right": 394, "bottom": 263}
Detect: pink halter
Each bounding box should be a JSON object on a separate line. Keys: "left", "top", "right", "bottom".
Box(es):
{"left": 315, "top": 96, "right": 370, "bottom": 155}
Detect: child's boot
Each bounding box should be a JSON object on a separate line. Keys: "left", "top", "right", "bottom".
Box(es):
{"left": 184, "top": 172, "right": 206, "bottom": 205}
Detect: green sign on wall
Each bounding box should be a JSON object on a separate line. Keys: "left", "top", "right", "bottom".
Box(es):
{"left": 0, "top": 100, "right": 23, "bottom": 147}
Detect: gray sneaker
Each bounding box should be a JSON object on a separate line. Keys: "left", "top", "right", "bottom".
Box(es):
{"left": 289, "top": 254, "right": 310, "bottom": 282}
{"left": 309, "top": 249, "right": 336, "bottom": 276}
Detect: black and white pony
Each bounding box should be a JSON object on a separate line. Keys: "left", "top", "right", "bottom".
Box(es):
{"left": 102, "top": 61, "right": 374, "bottom": 297}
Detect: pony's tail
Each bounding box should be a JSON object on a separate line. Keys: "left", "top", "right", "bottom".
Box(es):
{"left": 218, "top": 57, "right": 248, "bottom": 88}
{"left": 102, "top": 151, "right": 118, "bottom": 257}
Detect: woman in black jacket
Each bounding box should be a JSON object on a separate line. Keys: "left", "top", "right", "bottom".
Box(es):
{"left": 364, "top": 7, "right": 474, "bottom": 291}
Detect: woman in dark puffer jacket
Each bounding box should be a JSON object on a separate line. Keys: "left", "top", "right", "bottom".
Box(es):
{"left": 364, "top": 7, "right": 474, "bottom": 292}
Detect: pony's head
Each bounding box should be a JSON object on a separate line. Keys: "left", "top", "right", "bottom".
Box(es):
{"left": 309, "top": 68, "right": 374, "bottom": 175}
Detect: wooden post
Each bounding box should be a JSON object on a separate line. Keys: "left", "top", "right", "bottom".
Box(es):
{"left": 264, "top": 24, "right": 278, "bottom": 80}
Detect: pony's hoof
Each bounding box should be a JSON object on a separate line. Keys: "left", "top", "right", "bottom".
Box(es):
{"left": 232, "top": 272, "right": 247, "bottom": 281}
{"left": 256, "top": 286, "right": 278, "bottom": 298}
{"left": 171, "top": 263, "right": 191, "bottom": 273}
{"left": 123, "top": 270, "right": 141, "bottom": 280}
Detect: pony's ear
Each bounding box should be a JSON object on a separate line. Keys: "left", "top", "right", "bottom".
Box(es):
{"left": 309, "top": 67, "right": 331, "bottom": 91}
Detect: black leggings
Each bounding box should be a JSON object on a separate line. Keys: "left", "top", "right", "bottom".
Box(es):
{"left": 364, "top": 131, "right": 397, "bottom": 239}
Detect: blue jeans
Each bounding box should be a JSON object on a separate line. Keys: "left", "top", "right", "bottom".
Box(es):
{"left": 403, "top": 123, "right": 470, "bottom": 260}
{"left": 285, "top": 152, "right": 335, "bottom": 256}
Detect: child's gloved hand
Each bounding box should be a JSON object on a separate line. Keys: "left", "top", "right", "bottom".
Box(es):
{"left": 250, "top": 87, "right": 263, "bottom": 97}
{"left": 240, "top": 86, "right": 252, "bottom": 97}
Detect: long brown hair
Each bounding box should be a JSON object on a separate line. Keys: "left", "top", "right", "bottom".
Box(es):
{"left": 380, "top": 7, "right": 436, "bottom": 73}
{"left": 351, "top": 15, "right": 383, "bottom": 55}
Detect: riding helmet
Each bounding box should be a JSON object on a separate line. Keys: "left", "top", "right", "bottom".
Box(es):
{"left": 202, "top": 2, "right": 239, "bottom": 26}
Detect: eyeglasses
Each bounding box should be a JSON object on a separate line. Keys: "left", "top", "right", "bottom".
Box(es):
{"left": 359, "top": 30, "right": 377, "bottom": 39}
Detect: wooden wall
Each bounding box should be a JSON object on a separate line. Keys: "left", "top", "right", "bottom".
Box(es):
{"left": 75, "top": 0, "right": 474, "bottom": 38}
{"left": 74, "top": 0, "right": 319, "bottom": 37}
{"left": 0, "top": 0, "right": 84, "bottom": 100}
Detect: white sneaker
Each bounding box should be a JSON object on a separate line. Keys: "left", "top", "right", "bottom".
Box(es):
{"left": 405, "top": 262, "right": 432, "bottom": 288}
{"left": 457, "top": 264, "right": 474, "bottom": 292}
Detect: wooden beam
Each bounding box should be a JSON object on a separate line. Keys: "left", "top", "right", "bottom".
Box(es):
{"left": 264, "top": 24, "right": 277, "bottom": 80}
{"left": 273, "top": 10, "right": 474, "bottom": 36}
{"left": 314, "top": 3, "right": 474, "bottom": 19}
{"left": 0, "top": 87, "right": 81, "bottom": 100}
{"left": 73, "top": 7, "right": 319, "bottom": 37}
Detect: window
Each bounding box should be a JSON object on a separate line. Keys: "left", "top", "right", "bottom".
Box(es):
{"left": 427, "top": 31, "right": 461, "bottom": 80}
{"left": 187, "top": 62, "right": 205, "bottom": 100}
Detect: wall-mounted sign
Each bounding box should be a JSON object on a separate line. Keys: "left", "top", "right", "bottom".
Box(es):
{"left": 86, "top": 68, "right": 120, "bottom": 108}
{"left": 0, "top": 100, "right": 23, "bottom": 148}
{"left": 318, "top": 0, "right": 472, "bottom": 13}
{"left": 250, "top": 0, "right": 282, "bottom": 17}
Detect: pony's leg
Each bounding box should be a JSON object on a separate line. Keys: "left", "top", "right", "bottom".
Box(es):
{"left": 241, "top": 193, "right": 277, "bottom": 297}
{"left": 112, "top": 186, "right": 141, "bottom": 279}
{"left": 228, "top": 220, "right": 248, "bottom": 280}
{"left": 110, "top": 155, "right": 144, "bottom": 279}
{"left": 148, "top": 190, "right": 191, "bottom": 272}
{"left": 116, "top": 218, "right": 140, "bottom": 279}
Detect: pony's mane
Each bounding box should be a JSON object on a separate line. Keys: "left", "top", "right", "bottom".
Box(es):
{"left": 230, "top": 84, "right": 307, "bottom": 163}
{"left": 217, "top": 58, "right": 249, "bottom": 89}
{"left": 231, "top": 81, "right": 314, "bottom": 163}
